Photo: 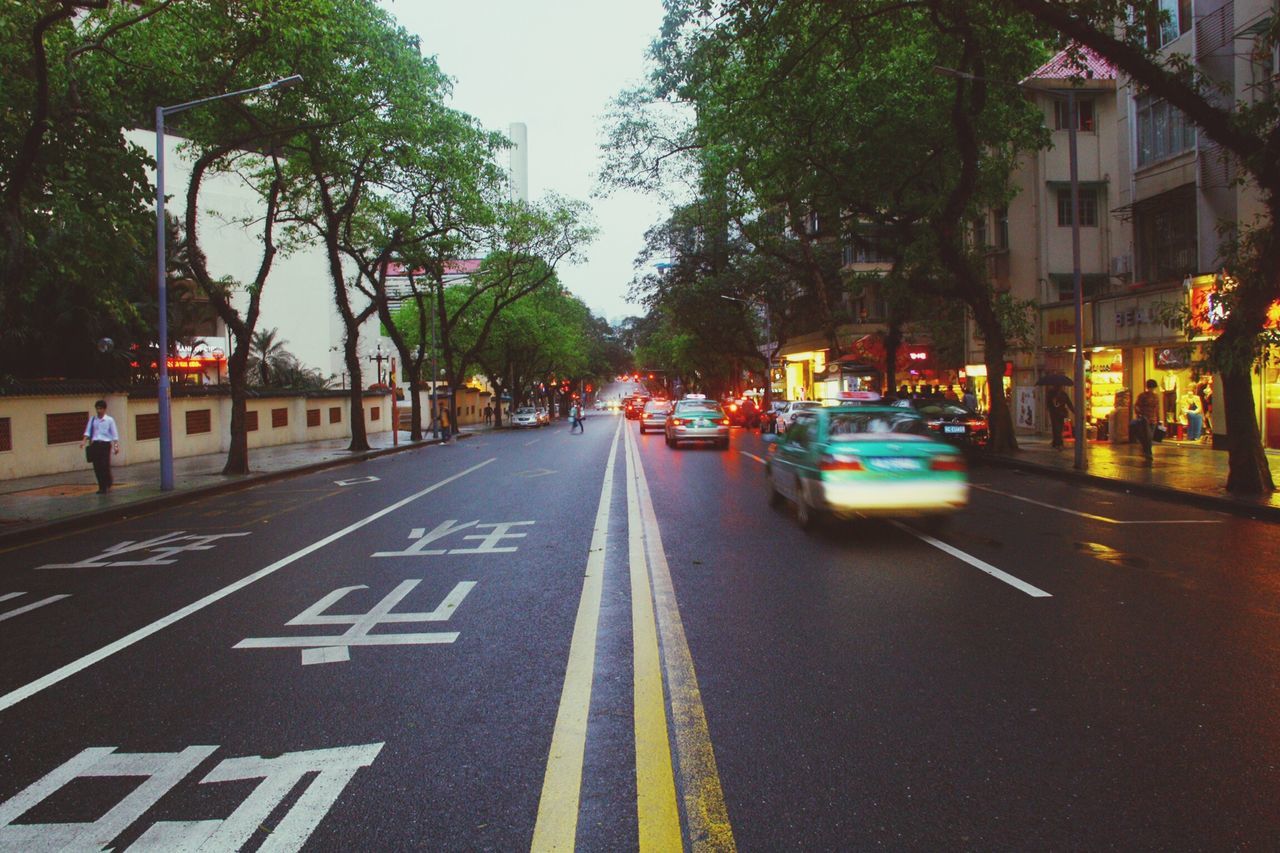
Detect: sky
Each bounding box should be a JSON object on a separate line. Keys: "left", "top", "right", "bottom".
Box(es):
{"left": 382, "top": 0, "right": 671, "bottom": 324}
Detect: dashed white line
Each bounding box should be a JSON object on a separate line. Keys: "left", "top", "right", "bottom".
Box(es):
{"left": 892, "top": 522, "right": 1053, "bottom": 598}
{"left": 973, "top": 484, "right": 1224, "bottom": 524}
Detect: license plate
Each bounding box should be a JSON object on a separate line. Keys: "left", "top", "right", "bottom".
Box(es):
{"left": 869, "top": 457, "right": 920, "bottom": 472}
{"left": 944, "top": 425, "right": 966, "bottom": 434}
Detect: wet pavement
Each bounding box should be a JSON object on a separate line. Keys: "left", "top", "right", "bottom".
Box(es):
{"left": 1, "top": 424, "right": 1277, "bottom": 546}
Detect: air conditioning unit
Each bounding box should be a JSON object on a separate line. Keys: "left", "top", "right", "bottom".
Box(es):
{"left": 1110, "top": 254, "right": 1132, "bottom": 276}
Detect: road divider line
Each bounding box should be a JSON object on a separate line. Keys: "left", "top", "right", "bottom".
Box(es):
{"left": 973, "top": 484, "right": 1222, "bottom": 524}
{"left": 531, "top": 419, "right": 621, "bottom": 851}
{"left": 739, "top": 451, "right": 766, "bottom": 464}
{"left": 893, "top": 521, "right": 1053, "bottom": 598}
{"left": 0, "top": 459, "right": 497, "bottom": 714}
{"left": 625, "top": 425, "right": 683, "bottom": 850}
{"left": 627, "top": 425, "right": 738, "bottom": 851}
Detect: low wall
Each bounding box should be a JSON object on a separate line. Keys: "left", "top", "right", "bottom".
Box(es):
{"left": 0, "top": 388, "right": 391, "bottom": 481}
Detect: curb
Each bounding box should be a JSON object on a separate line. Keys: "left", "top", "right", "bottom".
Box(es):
{"left": 976, "top": 452, "right": 1280, "bottom": 524}
{"left": 0, "top": 434, "right": 468, "bottom": 548}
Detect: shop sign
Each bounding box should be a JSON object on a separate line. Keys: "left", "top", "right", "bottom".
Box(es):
{"left": 1190, "top": 282, "right": 1280, "bottom": 335}
{"left": 1094, "top": 292, "right": 1179, "bottom": 345}
{"left": 1155, "top": 346, "right": 1191, "bottom": 369}
{"left": 1041, "top": 306, "right": 1093, "bottom": 348}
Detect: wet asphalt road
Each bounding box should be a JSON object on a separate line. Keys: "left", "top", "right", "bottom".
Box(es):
{"left": 1, "top": 382, "right": 1278, "bottom": 850}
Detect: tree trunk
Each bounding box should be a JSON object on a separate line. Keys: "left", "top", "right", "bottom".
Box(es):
{"left": 222, "top": 332, "right": 252, "bottom": 475}
{"left": 406, "top": 375, "right": 423, "bottom": 441}
{"left": 883, "top": 321, "right": 902, "bottom": 396}
{"left": 1220, "top": 347, "right": 1276, "bottom": 495}
{"left": 344, "top": 336, "right": 369, "bottom": 452}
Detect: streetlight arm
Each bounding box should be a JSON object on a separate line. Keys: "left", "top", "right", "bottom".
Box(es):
{"left": 162, "top": 74, "right": 303, "bottom": 117}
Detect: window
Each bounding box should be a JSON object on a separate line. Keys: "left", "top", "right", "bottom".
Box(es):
{"left": 46, "top": 412, "right": 86, "bottom": 445}
{"left": 1056, "top": 188, "right": 1098, "bottom": 227}
{"left": 974, "top": 214, "right": 989, "bottom": 249}
{"left": 271, "top": 407, "right": 288, "bottom": 428}
{"left": 0, "top": 417, "right": 10, "bottom": 452}
{"left": 135, "top": 413, "right": 159, "bottom": 441}
{"left": 1136, "top": 95, "right": 1196, "bottom": 166}
{"left": 995, "top": 207, "right": 1010, "bottom": 251}
{"left": 307, "top": 408, "right": 321, "bottom": 427}
{"left": 329, "top": 406, "right": 342, "bottom": 424}
{"left": 1146, "top": 0, "right": 1193, "bottom": 48}
{"left": 245, "top": 410, "right": 259, "bottom": 432}
{"left": 1053, "top": 98, "right": 1096, "bottom": 132}
{"left": 1135, "top": 190, "right": 1198, "bottom": 283}
{"left": 185, "top": 409, "right": 211, "bottom": 435}
{"left": 371, "top": 406, "right": 381, "bottom": 422}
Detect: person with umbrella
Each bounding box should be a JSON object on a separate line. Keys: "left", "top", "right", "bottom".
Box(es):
{"left": 1038, "top": 374, "right": 1074, "bottom": 449}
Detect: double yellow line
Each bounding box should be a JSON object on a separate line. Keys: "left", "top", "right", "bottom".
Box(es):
{"left": 532, "top": 419, "right": 735, "bottom": 852}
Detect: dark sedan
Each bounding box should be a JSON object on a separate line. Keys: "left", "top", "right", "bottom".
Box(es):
{"left": 891, "top": 398, "right": 989, "bottom": 447}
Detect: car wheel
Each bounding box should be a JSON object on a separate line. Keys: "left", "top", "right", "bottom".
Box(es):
{"left": 639, "top": 425, "right": 646, "bottom": 434}
{"left": 765, "top": 466, "right": 783, "bottom": 508}
{"left": 665, "top": 434, "right": 675, "bottom": 448}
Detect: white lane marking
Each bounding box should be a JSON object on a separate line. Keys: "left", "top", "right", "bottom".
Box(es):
{"left": 973, "top": 484, "right": 1224, "bottom": 524}
{"left": 892, "top": 521, "right": 1053, "bottom": 598}
{"left": 335, "top": 475, "right": 379, "bottom": 486}
{"left": 0, "top": 459, "right": 496, "bottom": 713}
{"left": 740, "top": 451, "right": 767, "bottom": 464}
{"left": 0, "top": 593, "right": 71, "bottom": 623}
{"left": 524, "top": 439, "right": 540, "bottom": 446}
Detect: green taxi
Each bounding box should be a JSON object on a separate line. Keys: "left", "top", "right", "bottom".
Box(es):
{"left": 764, "top": 403, "right": 969, "bottom": 529}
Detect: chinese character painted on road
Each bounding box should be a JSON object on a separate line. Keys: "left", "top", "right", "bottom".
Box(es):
{"left": 37, "top": 531, "right": 251, "bottom": 570}
{"left": 234, "top": 579, "right": 475, "bottom": 665}
{"left": 0, "top": 742, "right": 382, "bottom": 851}
{"left": 371, "top": 519, "right": 534, "bottom": 557}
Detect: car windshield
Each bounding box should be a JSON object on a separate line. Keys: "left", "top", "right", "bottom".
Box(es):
{"left": 676, "top": 402, "right": 722, "bottom": 415}
{"left": 827, "top": 412, "right": 928, "bottom": 439}
{"left": 516, "top": 407, "right": 535, "bottom": 415}
{"left": 644, "top": 402, "right": 671, "bottom": 413}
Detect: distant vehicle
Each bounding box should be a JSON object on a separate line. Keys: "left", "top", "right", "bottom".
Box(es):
{"left": 764, "top": 404, "right": 969, "bottom": 530}
{"left": 624, "top": 395, "right": 649, "bottom": 420}
{"left": 891, "top": 399, "right": 989, "bottom": 447}
{"left": 639, "top": 399, "right": 673, "bottom": 433}
{"left": 536, "top": 408, "right": 551, "bottom": 426}
{"left": 723, "top": 397, "right": 761, "bottom": 428}
{"left": 593, "top": 400, "right": 605, "bottom": 411}
{"left": 511, "top": 407, "right": 540, "bottom": 428}
{"left": 665, "top": 398, "right": 730, "bottom": 449}
{"left": 774, "top": 400, "right": 822, "bottom": 432}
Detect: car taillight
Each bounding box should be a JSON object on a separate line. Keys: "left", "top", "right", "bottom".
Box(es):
{"left": 670, "top": 417, "right": 686, "bottom": 426}
{"left": 717, "top": 418, "right": 730, "bottom": 426}
{"left": 727, "top": 403, "right": 738, "bottom": 412}
{"left": 819, "top": 454, "right": 864, "bottom": 471}
{"left": 931, "top": 456, "right": 966, "bottom": 472}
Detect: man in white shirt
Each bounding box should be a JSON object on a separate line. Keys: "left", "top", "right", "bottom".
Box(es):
{"left": 80, "top": 399, "right": 120, "bottom": 493}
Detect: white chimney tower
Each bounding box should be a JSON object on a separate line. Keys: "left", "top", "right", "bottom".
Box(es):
{"left": 508, "top": 122, "right": 529, "bottom": 203}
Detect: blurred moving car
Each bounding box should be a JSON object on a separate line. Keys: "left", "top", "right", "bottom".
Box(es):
{"left": 624, "top": 395, "right": 649, "bottom": 420}
{"left": 764, "top": 403, "right": 969, "bottom": 529}
{"left": 536, "top": 408, "right": 551, "bottom": 426}
{"left": 723, "top": 397, "right": 761, "bottom": 428}
{"left": 639, "top": 399, "right": 673, "bottom": 433}
{"left": 774, "top": 400, "right": 822, "bottom": 432}
{"left": 890, "top": 398, "right": 988, "bottom": 447}
{"left": 511, "top": 407, "right": 540, "bottom": 428}
{"left": 665, "top": 396, "right": 730, "bottom": 449}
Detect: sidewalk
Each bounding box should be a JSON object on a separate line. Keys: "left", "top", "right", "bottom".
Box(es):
{"left": 982, "top": 434, "right": 1280, "bottom": 521}
{"left": 0, "top": 426, "right": 487, "bottom": 546}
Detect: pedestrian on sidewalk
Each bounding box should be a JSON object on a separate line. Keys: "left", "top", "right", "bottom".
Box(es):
{"left": 570, "top": 401, "right": 584, "bottom": 433}
{"left": 80, "top": 399, "right": 120, "bottom": 493}
{"left": 1047, "top": 387, "right": 1074, "bottom": 449}
{"left": 1135, "top": 379, "right": 1160, "bottom": 460}
{"left": 439, "top": 405, "right": 451, "bottom": 439}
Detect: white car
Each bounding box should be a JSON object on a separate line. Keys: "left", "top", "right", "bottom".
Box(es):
{"left": 774, "top": 400, "right": 822, "bottom": 431}
{"left": 511, "top": 407, "right": 540, "bottom": 428}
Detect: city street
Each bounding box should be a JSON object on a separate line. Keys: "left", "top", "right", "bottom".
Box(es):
{"left": 1, "top": 384, "right": 1277, "bottom": 850}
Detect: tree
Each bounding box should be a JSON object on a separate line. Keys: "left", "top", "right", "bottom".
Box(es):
{"left": 1001, "top": 0, "right": 1278, "bottom": 491}
{"left": 248, "top": 327, "right": 289, "bottom": 386}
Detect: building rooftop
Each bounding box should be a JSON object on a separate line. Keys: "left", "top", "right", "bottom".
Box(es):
{"left": 1024, "top": 44, "right": 1117, "bottom": 83}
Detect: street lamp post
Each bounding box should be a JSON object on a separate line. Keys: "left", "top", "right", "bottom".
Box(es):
{"left": 720, "top": 294, "right": 774, "bottom": 413}
{"left": 933, "top": 65, "right": 1088, "bottom": 471}
{"left": 154, "top": 74, "right": 301, "bottom": 491}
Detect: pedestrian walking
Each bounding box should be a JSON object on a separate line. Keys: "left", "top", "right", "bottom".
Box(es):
{"left": 439, "top": 405, "right": 451, "bottom": 438}
{"left": 80, "top": 399, "right": 120, "bottom": 493}
{"left": 484, "top": 403, "right": 493, "bottom": 425}
{"left": 570, "top": 401, "right": 584, "bottom": 433}
{"left": 1047, "top": 387, "right": 1074, "bottom": 449}
{"left": 961, "top": 384, "right": 978, "bottom": 412}
{"left": 1134, "top": 379, "right": 1160, "bottom": 460}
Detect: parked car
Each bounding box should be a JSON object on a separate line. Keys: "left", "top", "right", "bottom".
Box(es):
{"left": 665, "top": 396, "right": 730, "bottom": 449}
{"left": 774, "top": 400, "right": 822, "bottom": 432}
{"left": 511, "top": 406, "right": 540, "bottom": 428}
{"left": 639, "top": 399, "right": 673, "bottom": 433}
{"left": 764, "top": 404, "right": 969, "bottom": 529}
{"left": 890, "top": 398, "right": 989, "bottom": 447}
